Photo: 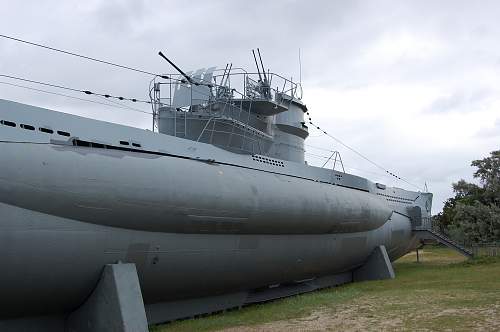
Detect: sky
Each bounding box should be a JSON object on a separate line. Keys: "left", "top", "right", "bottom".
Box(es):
{"left": 0, "top": 0, "right": 499, "bottom": 213}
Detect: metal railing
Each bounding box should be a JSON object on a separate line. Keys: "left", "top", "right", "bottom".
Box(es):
{"left": 149, "top": 69, "right": 298, "bottom": 155}
{"left": 151, "top": 70, "right": 301, "bottom": 111}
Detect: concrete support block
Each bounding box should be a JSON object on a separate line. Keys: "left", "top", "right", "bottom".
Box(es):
{"left": 66, "top": 263, "right": 148, "bottom": 332}
{"left": 353, "top": 245, "right": 395, "bottom": 282}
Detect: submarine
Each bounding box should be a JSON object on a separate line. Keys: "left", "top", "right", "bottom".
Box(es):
{"left": 0, "top": 50, "right": 434, "bottom": 331}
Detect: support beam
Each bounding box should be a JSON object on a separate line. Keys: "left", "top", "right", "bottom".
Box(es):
{"left": 353, "top": 245, "right": 395, "bottom": 282}
{"left": 66, "top": 263, "right": 148, "bottom": 332}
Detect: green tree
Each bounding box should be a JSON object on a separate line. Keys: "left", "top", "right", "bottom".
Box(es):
{"left": 451, "top": 202, "right": 500, "bottom": 243}
{"left": 436, "top": 150, "right": 500, "bottom": 243}
{"left": 471, "top": 150, "right": 500, "bottom": 205}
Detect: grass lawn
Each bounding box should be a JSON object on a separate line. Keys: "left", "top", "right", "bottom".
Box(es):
{"left": 151, "top": 247, "right": 500, "bottom": 331}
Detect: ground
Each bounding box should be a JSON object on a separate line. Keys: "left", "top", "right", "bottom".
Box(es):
{"left": 151, "top": 247, "right": 500, "bottom": 331}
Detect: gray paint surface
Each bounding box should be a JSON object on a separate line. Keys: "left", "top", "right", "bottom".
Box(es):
{"left": 0, "top": 97, "right": 433, "bottom": 326}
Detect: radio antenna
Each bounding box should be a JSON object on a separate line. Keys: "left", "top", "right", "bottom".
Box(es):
{"left": 299, "top": 48, "right": 302, "bottom": 86}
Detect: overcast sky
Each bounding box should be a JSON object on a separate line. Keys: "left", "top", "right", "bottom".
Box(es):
{"left": 1, "top": 0, "right": 499, "bottom": 213}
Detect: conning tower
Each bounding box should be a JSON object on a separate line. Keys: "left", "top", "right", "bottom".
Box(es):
{"left": 268, "top": 93, "right": 308, "bottom": 163}
{"left": 153, "top": 53, "right": 308, "bottom": 163}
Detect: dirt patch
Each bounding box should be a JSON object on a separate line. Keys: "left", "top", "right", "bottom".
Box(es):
{"left": 220, "top": 299, "right": 500, "bottom": 332}
{"left": 221, "top": 308, "right": 402, "bottom": 332}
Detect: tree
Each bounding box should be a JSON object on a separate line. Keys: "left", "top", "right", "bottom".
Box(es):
{"left": 471, "top": 150, "right": 500, "bottom": 206}
{"left": 435, "top": 150, "right": 500, "bottom": 243}
{"left": 452, "top": 202, "right": 500, "bottom": 243}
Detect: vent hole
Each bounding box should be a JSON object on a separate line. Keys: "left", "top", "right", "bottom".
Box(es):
{"left": 20, "top": 124, "right": 35, "bottom": 130}
{"left": 39, "top": 127, "right": 54, "bottom": 134}
{"left": 57, "top": 130, "right": 70, "bottom": 137}
{"left": 1, "top": 120, "right": 16, "bottom": 127}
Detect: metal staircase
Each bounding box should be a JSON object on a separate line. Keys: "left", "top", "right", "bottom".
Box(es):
{"left": 412, "top": 217, "right": 473, "bottom": 258}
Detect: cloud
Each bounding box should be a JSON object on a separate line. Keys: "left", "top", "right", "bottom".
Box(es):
{"left": 424, "top": 89, "right": 493, "bottom": 114}
{"left": 475, "top": 118, "right": 500, "bottom": 138}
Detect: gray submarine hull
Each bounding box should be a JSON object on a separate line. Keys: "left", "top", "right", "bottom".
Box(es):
{"left": 0, "top": 202, "right": 413, "bottom": 322}
{"left": 0, "top": 99, "right": 427, "bottom": 324}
